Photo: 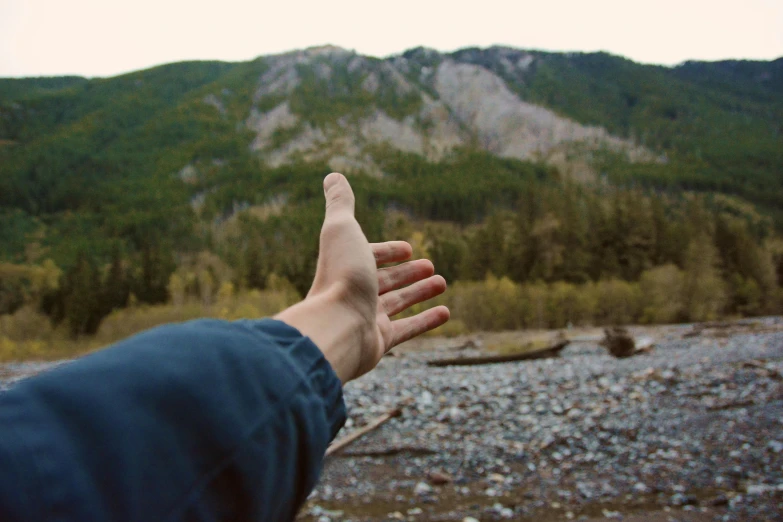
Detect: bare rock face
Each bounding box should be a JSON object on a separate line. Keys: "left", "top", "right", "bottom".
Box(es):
{"left": 242, "top": 49, "right": 656, "bottom": 175}
{"left": 434, "top": 60, "right": 633, "bottom": 160}
{"left": 246, "top": 102, "right": 299, "bottom": 151}
{"left": 381, "top": 62, "right": 415, "bottom": 95}
{"left": 327, "top": 155, "right": 383, "bottom": 177}
{"left": 202, "top": 94, "right": 226, "bottom": 116}
{"left": 360, "top": 111, "right": 424, "bottom": 155}
{"left": 263, "top": 124, "right": 327, "bottom": 167}
{"left": 418, "top": 95, "right": 470, "bottom": 160}
{"left": 361, "top": 73, "right": 380, "bottom": 94}
{"left": 253, "top": 58, "right": 301, "bottom": 100}
{"left": 253, "top": 46, "right": 352, "bottom": 101}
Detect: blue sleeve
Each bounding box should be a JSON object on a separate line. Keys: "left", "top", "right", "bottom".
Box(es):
{"left": 0, "top": 318, "right": 346, "bottom": 522}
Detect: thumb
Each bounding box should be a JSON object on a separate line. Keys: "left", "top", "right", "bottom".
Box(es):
{"left": 323, "top": 172, "right": 355, "bottom": 219}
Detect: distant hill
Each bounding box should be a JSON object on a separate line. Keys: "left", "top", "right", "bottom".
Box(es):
{"left": 2, "top": 46, "right": 783, "bottom": 336}
{"left": 0, "top": 46, "right": 781, "bottom": 263}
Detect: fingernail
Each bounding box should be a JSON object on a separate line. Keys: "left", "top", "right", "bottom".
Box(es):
{"left": 323, "top": 172, "right": 343, "bottom": 193}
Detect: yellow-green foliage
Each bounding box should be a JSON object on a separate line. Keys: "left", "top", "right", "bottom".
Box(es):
{"left": 441, "top": 275, "right": 646, "bottom": 331}
{"left": 0, "top": 260, "right": 61, "bottom": 314}
{"left": 0, "top": 286, "right": 300, "bottom": 363}
{"left": 546, "top": 281, "right": 595, "bottom": 328}
{"left": 435, "top": 269, "right": 742, "bottom": 331}
{"left": 448, "top": 275, "right": 527, "bottom": 331}
{"left": 426, "top": 318, "right": 467, "bottom": 338}
{"left": 639, "top": 264, "right": 685, "bottom": 324}
{"left": 92, "top": 286, "right": 300, "bottom": 347}
{"left": 592, "top": 279, "right": 642, "bottom": 326}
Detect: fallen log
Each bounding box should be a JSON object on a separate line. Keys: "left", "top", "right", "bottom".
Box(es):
{"left": 426, "top": 341, "right": 569, "bottom": 367}
{"left": 326, "top": 407, "right": 402, "bottom": 456}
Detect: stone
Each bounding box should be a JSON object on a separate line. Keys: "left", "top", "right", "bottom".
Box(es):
{"left": 414, "top": 482, "right": 433, "bottom": 496}
{"left": 746, "top": 483, "right": 783, "bottom": 495}
{"left": 709, "top": 494, "right": 729, "bottom": 506}
{"left": 488, "top": 473, "right": 506, "bottom": 483}
{"left": 428, "top": 470, "right": 453, "bottom": 485}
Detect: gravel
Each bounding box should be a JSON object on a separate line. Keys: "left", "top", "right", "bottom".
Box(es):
{"left": 305, "top": 318, "right": 783, "bottom": 521}
{"left": 2, "top": 319, "right": 781, "bottom": 521}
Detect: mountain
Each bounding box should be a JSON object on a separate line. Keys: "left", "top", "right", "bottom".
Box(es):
{"left": 1, "top": 48, "right": 780, "bottom": 242}
{"left": 2, "top": 46, "right": 782, "bottom": 335}
{"left": 0, "top": 46, "right": 780, "bottom": 257}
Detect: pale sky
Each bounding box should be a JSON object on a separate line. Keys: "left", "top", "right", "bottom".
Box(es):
{"left": 1, "top": 0, "right": 782, "bottom": 78}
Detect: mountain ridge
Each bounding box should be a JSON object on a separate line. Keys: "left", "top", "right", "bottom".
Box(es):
{"left": 0, "top": 45, "right": 782, "bottom": 263}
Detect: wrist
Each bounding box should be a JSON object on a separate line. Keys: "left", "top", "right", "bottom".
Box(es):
{"left": 274, "top": 287, "right": 367, "bottom": 384}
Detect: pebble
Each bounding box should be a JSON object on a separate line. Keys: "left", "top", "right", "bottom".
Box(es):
{"left": 427, "top": 470, "right": 452, "bottom": 485}
{"left": 413, "top": 482, "right": 433, "bottom": 496}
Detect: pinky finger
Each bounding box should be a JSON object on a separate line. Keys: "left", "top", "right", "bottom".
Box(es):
{"left": 389, "top": 306, "right": 451, "bottom": 350}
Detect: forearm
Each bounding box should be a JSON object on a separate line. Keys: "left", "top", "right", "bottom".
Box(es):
{"left": 275, "top": 287, "right": 368, "bottom": 384}
{"left": 0, "top": 319, "right": 345, "bottom": 522}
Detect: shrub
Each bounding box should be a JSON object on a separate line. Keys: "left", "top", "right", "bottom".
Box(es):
{"left": 639, "top": 264, "right": 685, "bottom": 324}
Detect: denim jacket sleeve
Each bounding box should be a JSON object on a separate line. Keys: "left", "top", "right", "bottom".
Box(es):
{"left": 0, "top": 318, "right": 346, "bottom": 522}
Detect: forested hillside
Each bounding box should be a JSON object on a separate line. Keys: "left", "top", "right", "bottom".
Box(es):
{"left": 1, "top": 46, "right": 782, "bottom": 354}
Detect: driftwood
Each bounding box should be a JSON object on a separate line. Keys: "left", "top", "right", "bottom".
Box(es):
{"left": 741, "top": 360, "right": 782, "bottom": 380}
{"left": 707, "top": 398, "right": 755, "bottom": 411}
{"left": 566, "top": 330, "right": 654, "bottom": 358}
{"left": 326, "top": 407, "right": 402, "bottom": 456}
{"left": 603, "top": 327, "right": 635, "bottom": 357}
{"left": 602, "top": 327, "right": 654, "bottom": 358}
{"left": 682, "top": 327, "right": 703, "bottom": 338}
{"left": 426, "top": 341, "right": 570, "bottom": 367}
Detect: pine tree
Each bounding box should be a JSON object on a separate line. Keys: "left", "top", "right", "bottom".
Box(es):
{"left": 62, "top": 254, "right": 103, "bottom": 337}
{"left": 100, "top": 248, "right": 129, "bottom": 314}
{"left": 682, "top": 235, "right": 726, "bottom": 321}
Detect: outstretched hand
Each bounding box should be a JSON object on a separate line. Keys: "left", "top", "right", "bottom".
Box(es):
{"left": 275, "top": 173, "right": 449, "bottom": 382}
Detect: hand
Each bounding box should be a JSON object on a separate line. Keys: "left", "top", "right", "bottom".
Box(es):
{"left": 275, "top": 173, "right": 450, "bottom": 382}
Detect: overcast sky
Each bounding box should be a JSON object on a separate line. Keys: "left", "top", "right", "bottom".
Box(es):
{"left": 2, "top": 0, "right": 782, "bottom": 78}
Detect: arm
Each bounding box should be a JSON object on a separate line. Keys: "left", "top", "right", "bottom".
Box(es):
{"left": 0, "top": 318, "right": 344, "bottom": 522}
{"left": 0, "top": 173, "right": 449, "bottom": 521}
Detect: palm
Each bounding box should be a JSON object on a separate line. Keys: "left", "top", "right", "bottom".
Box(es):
{"left": 309, "top": 174, "right": 449, "bottom": 379}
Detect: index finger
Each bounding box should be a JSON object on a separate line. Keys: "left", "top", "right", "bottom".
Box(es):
{"left": 371, "top": 241, "right": 413, "bottom": 266}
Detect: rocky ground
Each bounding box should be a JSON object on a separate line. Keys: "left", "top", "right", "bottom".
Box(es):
{"left": 300, "top": 318, "right": 783, "bottom": 522}
{"left": 1, "top": 319, "right": 781, "bottom": 521}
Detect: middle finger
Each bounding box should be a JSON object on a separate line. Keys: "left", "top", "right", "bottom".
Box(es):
{"left": 377, "top": 259, "right": 435, "bottom": 295}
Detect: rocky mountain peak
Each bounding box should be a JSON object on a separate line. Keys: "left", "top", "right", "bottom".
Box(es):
{"left": 239, "top": 48, "right": 655, "bottom": 178}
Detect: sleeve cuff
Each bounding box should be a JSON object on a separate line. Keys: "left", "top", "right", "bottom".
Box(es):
{"left": 239, "top": 318, "right": 347, "bottom": 440}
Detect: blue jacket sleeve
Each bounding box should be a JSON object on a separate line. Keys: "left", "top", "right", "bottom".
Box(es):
{"left": 0, "top": 318, "right": 346, "bottom": 522}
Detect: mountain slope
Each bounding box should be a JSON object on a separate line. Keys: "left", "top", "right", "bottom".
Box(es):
{"left": 0, "top": 46, "right": 781, "bottom": 265}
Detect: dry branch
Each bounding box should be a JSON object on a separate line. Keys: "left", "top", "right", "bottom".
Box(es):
{"left": 741, "top": 360, "right": 782, "bottom": 380}
{"left": 707, "top": 398, "right": 755, "bottom": 411}
{"left": 326, "top": 407, "right": 402, "bottom": 456}
{"left": 333, "top": 445, "right": 438, "bottom": 458}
